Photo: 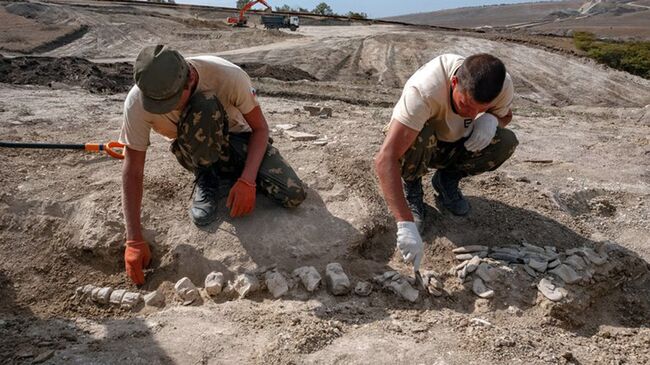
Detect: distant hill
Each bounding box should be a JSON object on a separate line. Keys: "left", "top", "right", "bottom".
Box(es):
{"left": 384, "top": 0, "right": 650, "bottom": 40}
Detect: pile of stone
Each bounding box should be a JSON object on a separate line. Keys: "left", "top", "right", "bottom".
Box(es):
{"left": 74, "top": 285, "right": 143, "bottom": 309}
{"left": 451, "top": 243, "right": 611, "bottom": 302}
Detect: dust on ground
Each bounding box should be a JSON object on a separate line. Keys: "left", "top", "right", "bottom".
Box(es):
{"left": 1, "top": 1, "right": 650, "bottom": 364}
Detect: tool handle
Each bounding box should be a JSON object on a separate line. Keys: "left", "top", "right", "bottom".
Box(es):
{"left": 0, "top": 141, "right": 85, "bottom": 149}
{"left": 84, "top": 141, "right": 125, "bottom": 160}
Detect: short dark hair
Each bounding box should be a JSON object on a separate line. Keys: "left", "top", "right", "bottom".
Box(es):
{"left": 456, "top": 54, "right": 506, "bottom": 103}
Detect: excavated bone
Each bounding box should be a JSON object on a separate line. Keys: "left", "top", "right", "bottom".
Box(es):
{"left": 452, "top": 245, "right": 488, "bottom": 254}
{"left": 454, "top": 260, "right": 469, "bottom": 271}
{"left": 174, "top": 277, "right": 200, "bottom": 303}
{"left": 465, "top": 256, "right": 482, "bottom": 274}
{"left": 144, "top": 290, "right": 165, "bottom": 307}
{"left": 548, "top": 259, "right": 561, "bottom": 269}
{"left": 204, "top": 272, "right": 225, "bottom": 296}
{"left": 325, "top": 263, "right": 350, "bottom": 295}
{"left": 565, "top": 255, "right": 587, "bottom": 271}
{"left": 523, "top": 264, "right": 537, "bottom": 277}
{"left": 265, "top": 270, "right": 289, "bottom": 298}
{"left": 537, "top": 278, "right": 567, "bottom": 302}
{"left": 96, "top": 287, "right": 113, "bottom": 304}
{"left": 472, "top": 278, "right": 494, "bottom": 299}
{"left": 580, "top": 247, "right": 607, "bottom": 265}
{"left": 109, "top": 289, "right": 126, "bottom": 305}
{"left": 230, "top": 273, "right": 260, "bottom": 299}
{"left": 476, "top": 263, "right": 497, "bottom": 283}
{"left": 455, "top": 253, "right": 473, "bottom": 261}
{"left": 354, "top": 281, "right": 372, "bottom": 296}
{"left": 549, "top": 264, "right": 582, "bottom": 284}
{"left": 121, "top": 292, "right": 142, "bottom": 309}
{"left": 528, "top": 258, "right": 548, "bottom": 272}
{"left": 292, "top": 266, "right": 322, "bottom": 292}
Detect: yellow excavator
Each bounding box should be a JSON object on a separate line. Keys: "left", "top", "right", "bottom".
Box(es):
{"left": 226, "top": 0, "right": 272, "bottom": 27}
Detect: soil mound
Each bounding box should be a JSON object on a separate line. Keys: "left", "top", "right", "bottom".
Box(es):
{"left": 238, "top": 62, "right": 318, "bottom": 81}
{"left": 0, "top": 55, "right": 132, "bottom": 93}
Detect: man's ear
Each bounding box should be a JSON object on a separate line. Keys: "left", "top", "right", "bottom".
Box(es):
{"left": 450, "top": 75, "right": 458, "bottom": 87}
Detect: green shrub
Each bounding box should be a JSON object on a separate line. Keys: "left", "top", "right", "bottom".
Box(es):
{"left": 573, "top": 31, "right": 650, "bottom": 79}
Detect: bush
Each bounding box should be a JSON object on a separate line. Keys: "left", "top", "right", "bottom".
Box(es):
{"left": 573, "top": 31, "right": 650, "bottom": 79}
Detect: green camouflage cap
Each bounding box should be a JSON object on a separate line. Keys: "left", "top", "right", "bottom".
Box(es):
{"left": 134, "top": 44, "right": 189, "bottom": 114}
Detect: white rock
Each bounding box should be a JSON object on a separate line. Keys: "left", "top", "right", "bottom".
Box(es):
{"left": 96, "top": 287, "right": 113, "bottom": 304}
{"left": 275, "top": 123, "right": 296, "bottom": 130}
{"left": 528, "top": 258, "right": 548, "bottom": 272}
{"left": 231, "top": 273, "right": 260, "bottom": 298}
{"left": 537, "top": 278, "right": 567, "bottom": 301}
{"left": 121, "top": 292, "right": 142, "bottom": 309}
{"left": 174, "top": 277, "right": 200, "bottom": 303}
{"left": 472, "top": 278, "right": 494, "bottom": 299}
{"left": 466, "top": 256, "right": 481, "bottom": 273}
{"left": 90, "top": 287, "right": 101, "bottom": 302}
{"left": 455, "top": 253, "right": 473, "bottom": 261}
{"left": 286, "top": 131, "right": 318, "bottom": 141}
{"left": 354, "top": 281, "right": 372, "bottom": 296}
{"left": 109, "top": 289, "right": 126, "bottom": 305}
{"left": 204, "top": 272, "right": 225, "bottom": 296}
{"left": 144, "top": 290, "right": 165, "bottom": 307}
{"left": 385, "top": 277, "right": 419, "bottom": 302}
{"left": 549, "top": 264, "right": 582, "bottom": 284}
{"left": 293, "top": 266, "right": 322, "bottom": 292}
{"left": 325, "top": 263, "right": 350, "bottom": 295}
{"left": 82, "top": 284, "right": 95, "bottom": 296}
{"left": 265, "top": 270, "right": 289, "bottom": 298}
{"left": 452, "top": 245, "right": 488, "bottom": 254}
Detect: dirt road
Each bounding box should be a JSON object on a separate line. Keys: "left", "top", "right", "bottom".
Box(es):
{"left": 1, "top": 1, "right": 649, "bottom": 364}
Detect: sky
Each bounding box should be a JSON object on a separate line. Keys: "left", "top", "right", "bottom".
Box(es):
{"left": 175, "top": 0, "right": 551, "bottom": 18}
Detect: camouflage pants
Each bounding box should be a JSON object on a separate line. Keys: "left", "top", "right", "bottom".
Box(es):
{"left": 171, "top": 92, "right": 306, "bottom": 208}
{"left": 401, "top": 120, "right": 519, "bottom": 181}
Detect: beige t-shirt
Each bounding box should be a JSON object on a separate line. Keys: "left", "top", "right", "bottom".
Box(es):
{"left": 391, "top": 54, "right": 513, "bottom": 142}
{"left": 119, "top": 56, "right": 259, "bottom": 151}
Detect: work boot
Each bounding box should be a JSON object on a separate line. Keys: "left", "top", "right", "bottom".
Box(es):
{"left": 403, "top": 178, "right": 425, "bottom": 234}
{"left": 432, "top": 169, "right": 470, "bottom": 216}
{"left": 190, "top": 166, "right": 219, "bottom": 226}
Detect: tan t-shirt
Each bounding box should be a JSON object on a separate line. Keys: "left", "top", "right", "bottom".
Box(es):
{"left": 119, "top": 55, "right": 259, "bottom": 151}
{"left": 391, "top": 54, "right": 513, "bottom": 142}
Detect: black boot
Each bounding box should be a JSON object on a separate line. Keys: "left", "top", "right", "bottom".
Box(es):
{"left": 190, "top": 166, "right": 219, "bottom": 226}
{"left": 432, "top": 169, "right": 470, "bottom": 216}
{"left": 403, "top": 178, "right": 425, "bottom": 234}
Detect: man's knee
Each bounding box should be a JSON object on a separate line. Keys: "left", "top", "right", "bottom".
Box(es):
{"left": 282, "top": 184, "right": 307, "bottom": 208}
{"left": 495, "top": 128, "right": 518, "bottom": 161}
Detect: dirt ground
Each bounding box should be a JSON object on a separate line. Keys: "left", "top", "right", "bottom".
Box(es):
{"left": 1, "top": 1, "right": 650, "bottom": 364}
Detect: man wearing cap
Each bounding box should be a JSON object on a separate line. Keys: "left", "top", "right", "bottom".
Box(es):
{"left": 374, "top": 53, "right": 518, "bottom": 271}
{"left": 119, "top": 45, "right": 306, "bottom": 284}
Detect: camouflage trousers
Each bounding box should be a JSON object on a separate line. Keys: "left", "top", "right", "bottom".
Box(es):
{"left": 170, "top": 92, "right": 306, "bottom": 208}
{"left": 401, "top": 121, "right": 519, "bottom": 181}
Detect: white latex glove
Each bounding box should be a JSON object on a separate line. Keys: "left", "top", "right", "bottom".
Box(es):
{"left": 396, "top": 221, "right": 423, "bottom": 271}
{"left": 464, "top": 113, "right": 498, "bottom": 152}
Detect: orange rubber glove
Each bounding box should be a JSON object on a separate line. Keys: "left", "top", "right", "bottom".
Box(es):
{"left": 226, "top": 178, "right": 256, "bottom": 217}
{"left": 124, "top": 240, "right": 151, "bottom": 285}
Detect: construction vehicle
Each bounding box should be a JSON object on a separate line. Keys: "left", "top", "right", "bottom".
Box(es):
{"left": 227, "top": 0, "right": 272, "bottom": 27}
{"left": 261, "top": 15, "right": 299, "bottom": 31}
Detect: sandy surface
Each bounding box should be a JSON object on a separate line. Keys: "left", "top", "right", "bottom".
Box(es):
{"left": 1, "top": 1, "right": 650, "bottom": 364}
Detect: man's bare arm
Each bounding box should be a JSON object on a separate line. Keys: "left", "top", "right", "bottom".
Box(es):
{"left": 374, "top": 120, "right": 420, "bottom": 222}
{"left": 122, "top": 146, "right": 146, "bottom": 241}
{"left": 241, "top": 105, "right": 269, "bottom": 183}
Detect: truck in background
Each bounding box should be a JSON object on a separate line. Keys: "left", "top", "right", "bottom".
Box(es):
{"left": 261, "top": 15, "right": 299, "bottom": 31}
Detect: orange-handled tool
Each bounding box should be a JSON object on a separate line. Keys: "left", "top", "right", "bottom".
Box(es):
{"left": 0, "top": 140, "right": 125, "bottom": 159}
